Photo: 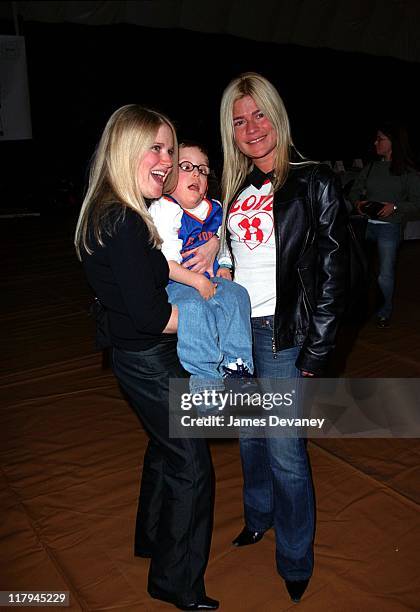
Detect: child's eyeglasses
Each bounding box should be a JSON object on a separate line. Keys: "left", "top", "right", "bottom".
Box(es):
{"left": 179, "top": 161, "right": 211, "bottom": 176}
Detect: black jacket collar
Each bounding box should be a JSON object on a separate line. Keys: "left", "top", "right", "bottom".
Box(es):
{"left": 247, "top": 165, "right": 275, "bottom": 189}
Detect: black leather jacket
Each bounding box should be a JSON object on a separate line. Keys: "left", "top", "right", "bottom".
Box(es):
{"left": 224, "top": 163, "right": 348, "bottom": 375}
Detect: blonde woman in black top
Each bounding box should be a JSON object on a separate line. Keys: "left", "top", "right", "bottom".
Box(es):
{"left": 75, "top": 105, "right": 218, "bottom": 611}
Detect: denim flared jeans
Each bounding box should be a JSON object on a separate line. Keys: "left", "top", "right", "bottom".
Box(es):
{"left": 239, "top": 316, "right": 315, "bottom": 581}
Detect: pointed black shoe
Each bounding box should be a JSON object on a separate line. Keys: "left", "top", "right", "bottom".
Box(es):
{"left": 232, "top": 526, "right": 265, "bottom": 547}
{"left": 134, "top": 549, "right": 152, "bottom": 558}
{"left": 150, "top": 592, "right": 219, "bottom": 611}
{"left": 134, "top": 545, "right": 152, "bottom": 558}
{"left": 176, "top": 597, "right": 219, "bottom": 610}
{"left": 285, "top": 579, "right": 309, "bottom": 603}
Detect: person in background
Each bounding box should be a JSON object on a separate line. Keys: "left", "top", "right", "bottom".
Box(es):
{"left": 219, "top": 72, "right": 347, "bottom": 603}
{"left": 74, "top": 105, "right": 218, "bottom": 611}
{"left": 349, "top": 123, "right": 420, "bottom": 328}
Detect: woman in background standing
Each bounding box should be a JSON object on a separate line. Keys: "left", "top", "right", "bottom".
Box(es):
{"left": 350, "top": 123, "right": 420, "bottom": 327}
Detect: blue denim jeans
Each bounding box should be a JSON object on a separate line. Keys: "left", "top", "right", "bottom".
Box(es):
{"left": 167, "top": 277, "right": 253, "bottom": 394}
{"left": 239, "top": 316, "right": 315, "bottom": 581}
{"left": 366, "top": 221, "right": 401, "bottom": 318}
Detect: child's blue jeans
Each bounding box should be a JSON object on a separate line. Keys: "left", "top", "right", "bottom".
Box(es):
{"left": 167, "top": 277, "right": 253, "bottom": 394}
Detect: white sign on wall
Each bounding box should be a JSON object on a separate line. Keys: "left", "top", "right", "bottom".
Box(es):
{"left": 0, "top": 35, "right": 32, "bottom": 140}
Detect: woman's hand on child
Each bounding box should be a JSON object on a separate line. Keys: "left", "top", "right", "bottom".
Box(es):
{"left": 162, "top": 305, "right": 178, "bottom": 334}
{"left": 193, "top": 275, "right": 217, "bottom": 300}
{"left": 217, "top": 268, "right": 232, "bottom": 280}
{"left": 181, "top": 236, "right": 219, "bottom": 276}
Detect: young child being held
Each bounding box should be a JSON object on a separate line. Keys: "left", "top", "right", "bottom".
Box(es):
{"left": 149, "top": 141, "right": 254, "bottom": 397}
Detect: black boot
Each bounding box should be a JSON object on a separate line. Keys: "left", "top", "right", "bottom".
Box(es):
{"left": 285, "top": 579, "right": 309, "bottom": 603}
{"left": 232, "top": 526, "right": 265, "bottom": 547}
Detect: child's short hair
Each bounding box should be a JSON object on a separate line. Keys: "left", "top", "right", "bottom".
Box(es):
{"left": 179, "top": 140, "right": 210, "bottom": 163}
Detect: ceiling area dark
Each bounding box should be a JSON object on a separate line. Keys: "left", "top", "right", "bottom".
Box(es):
{"left": 1, "top": 1, "right": 420, "bottom": 209}
{"left": 3, "top": 0, "right": 420, "bottom": 64}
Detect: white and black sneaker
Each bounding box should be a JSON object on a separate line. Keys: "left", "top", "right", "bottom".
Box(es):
{"left": 222, "top": 359, "right": 260, "bottom": 397}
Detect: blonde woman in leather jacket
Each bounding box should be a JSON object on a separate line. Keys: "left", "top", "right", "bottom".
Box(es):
{"left": 218, "top": 72, "right": 347, "bottom": 603}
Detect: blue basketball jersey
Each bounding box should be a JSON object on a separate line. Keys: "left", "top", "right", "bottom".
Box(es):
{"left": 165, "top": 195, "right": 222, "bottom": 276}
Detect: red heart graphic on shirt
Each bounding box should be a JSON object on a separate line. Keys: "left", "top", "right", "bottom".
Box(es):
{"left": 228, "top": 212, "right": 274, "bottom": 250}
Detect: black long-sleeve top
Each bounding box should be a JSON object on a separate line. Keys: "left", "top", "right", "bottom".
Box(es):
{"left": 82, "top": 206, "right": 172, "bottom": 350}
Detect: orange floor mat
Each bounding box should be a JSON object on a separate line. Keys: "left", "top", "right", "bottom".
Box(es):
{"left": 1, "top": 215, "right": 419, "bottom": 611}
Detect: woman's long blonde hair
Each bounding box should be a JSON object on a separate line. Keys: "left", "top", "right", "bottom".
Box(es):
{"left": 220, "top": 72, "right": 296, "bottom": 207}
{"left": 75, "top": 105, "right": 178, "bottom": 259}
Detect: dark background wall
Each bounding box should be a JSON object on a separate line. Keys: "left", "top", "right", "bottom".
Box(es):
{"left": 1, "top": 20, "right": 420, "bottom": 210}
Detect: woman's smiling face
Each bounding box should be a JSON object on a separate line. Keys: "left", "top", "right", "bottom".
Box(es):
{"left": 232, "top": 95, "right": 277, "bottom": 173}
{"left": 137, "top": 123, "right": 174, "bottom": 199}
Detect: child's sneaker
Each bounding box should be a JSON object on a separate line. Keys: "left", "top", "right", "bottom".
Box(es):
{"left": 222, "top": 359, "right": 260, "bottom": 396}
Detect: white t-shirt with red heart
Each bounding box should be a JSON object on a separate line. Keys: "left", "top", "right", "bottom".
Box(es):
{"left": 228, "top": 178, "right": 276, "bottom": 317}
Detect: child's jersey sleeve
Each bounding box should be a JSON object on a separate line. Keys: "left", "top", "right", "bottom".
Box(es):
{"left": 149, "top": 197, "right": 183, "bottom": 263}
